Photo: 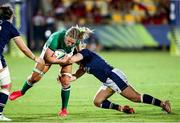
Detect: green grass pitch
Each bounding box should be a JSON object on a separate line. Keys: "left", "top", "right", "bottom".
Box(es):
{"left": 4, "top": 51, "right": 180, "bottom": 122}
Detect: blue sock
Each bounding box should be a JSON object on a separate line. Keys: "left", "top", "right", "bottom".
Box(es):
{"left": 0, "top": 92, "right": 9, "bottom": 113}
{"left": 142, "top": 94, "right": 161, "bottom": 107}
{"left": 101, "top": 100, "right": 119, "bottom": 110}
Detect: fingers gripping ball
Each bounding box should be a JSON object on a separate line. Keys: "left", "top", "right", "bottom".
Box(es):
{"left": 54, "top": 49, "right": 66, "bottom": 59}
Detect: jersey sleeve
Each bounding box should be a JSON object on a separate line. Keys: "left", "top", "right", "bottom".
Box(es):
{"left": 10, "top": 24, "right": 20, "bottom": 38}
{"left": 79, "top": 49, "right": 92, "bottom": 59}
{"left": 46, "top": 32, "right": 59, "bottom": 51}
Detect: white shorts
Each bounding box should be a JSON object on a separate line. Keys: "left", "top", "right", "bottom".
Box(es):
{"left": 0, "top": 67, "right": 11, "bottom": 86}
{"left": 99, "top": 68, "right": 129, "bottom": 94}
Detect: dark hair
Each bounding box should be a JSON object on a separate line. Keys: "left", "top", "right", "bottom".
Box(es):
{"left": 0, "top": 4, "right": 14, "bottom": 20}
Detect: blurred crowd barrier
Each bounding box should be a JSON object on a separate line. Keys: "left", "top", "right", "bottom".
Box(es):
{"left": 91, "top": 24, "right": 170, "bottom": 50}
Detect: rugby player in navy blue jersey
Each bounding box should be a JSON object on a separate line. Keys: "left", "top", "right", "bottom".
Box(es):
{"left": 63, "top": 49, "right": 171, "bottom": 114}
{"left": 0, "top": 4, "right": 43, "bottom": 121}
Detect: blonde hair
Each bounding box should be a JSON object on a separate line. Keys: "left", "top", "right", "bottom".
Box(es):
{"left": 65, "top": 25, "right": 93, "bottom": 40}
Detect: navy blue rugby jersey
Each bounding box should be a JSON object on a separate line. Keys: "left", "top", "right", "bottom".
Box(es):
{"left": 0, "top": 19, "right": 20, "bottom": 68}
{"left": 0, "top": 19, "right": 20, "bottom": 56}
{"left": 79, "top": 49, "right": 113, "bottom": 82}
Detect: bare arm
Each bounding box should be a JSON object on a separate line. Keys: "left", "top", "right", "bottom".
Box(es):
{"left": 73, "top": 64, "right": 86, "bottom": 79}
{"left": 71, "top": 64, "right": 86, "bottom": 81}
{"left": 44, "top": 48, "right": 70, "bottom": 65}
{"left": 68, "top": 53, "right": 84, "bottom": 64}
{"left": 13, "top": 36, "right": 44, "bottom": 63}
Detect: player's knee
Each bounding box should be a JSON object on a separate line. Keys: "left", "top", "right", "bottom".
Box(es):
{"left": 61, "top": 81, "right": 70, "bottom": 88}
{"left": 93, "top": 99, "right": 102, "bottom": 107}
{"left": 59, "top": 75, "right": 70, "bottom": 87}
{"left": 0, "top": 88, "right": 10, "bottom": 95}
{"left": 1, "top": 84, "right": 11, "bottom": 91}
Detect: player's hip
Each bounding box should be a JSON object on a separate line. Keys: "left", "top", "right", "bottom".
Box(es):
{"left": 0, "top": 56, "right": 7, "bottom": 70}
{"left": 0, "top": 67, "right": 11, "bottom": 86}
{"left": 102, "top": 68, "right": 129, "bottom": 93}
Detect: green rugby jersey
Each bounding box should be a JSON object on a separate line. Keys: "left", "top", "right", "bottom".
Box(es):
{"left": 45, "top": 30, "right": 80, "bottom": 54}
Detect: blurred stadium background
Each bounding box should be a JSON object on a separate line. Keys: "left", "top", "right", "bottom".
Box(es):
{"left": 0, "top": 0, "right": 180, "bottom": 53}
{"left": 0, "top": 0, "right": 180, "bottom": 122}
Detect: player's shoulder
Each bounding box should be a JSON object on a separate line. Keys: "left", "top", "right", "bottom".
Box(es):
{"left": 52, "top": 29, "right": 66, "bottom": 36}
{"left": 81, "top": 49, "right": 94, "bottom": 53}
{"left": 0, "top": 19, "right": 19, "bottom": 35}
{"left": 46, "top": 29, "right": 67, "bottom": 47}
{"left": 48, "top": 29, "right": 66, "bottom": 40}
{"left": 79, "top": 49, "right": 94, "bottom": 57}
{"left": 0, "top": 19, "right": 11, "bottom": 27}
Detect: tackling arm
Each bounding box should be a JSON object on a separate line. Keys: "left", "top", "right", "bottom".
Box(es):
{"left": 71, "top": 64, "right": 86, "bottom": 81}
{"left": 68, "top": 53, "right": 84, "bottom": 64}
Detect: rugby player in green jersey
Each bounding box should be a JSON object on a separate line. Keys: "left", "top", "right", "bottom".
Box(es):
{"left": 9, "top": 25, "right": 93, "bottom": 117}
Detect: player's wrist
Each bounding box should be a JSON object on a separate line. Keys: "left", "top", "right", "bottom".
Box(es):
{"left": 33, "top": 56, "right": 36, "bottom": 60}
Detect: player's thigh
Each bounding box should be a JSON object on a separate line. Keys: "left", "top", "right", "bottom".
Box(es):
{"left": 60, "top": 64, "right": 72, "bottom": 73}
{"left": 120, "top": 85, "right": 141, "bottom": 102}
{"left": 59, "top": 64, "right": 72, "bottom": 84}
{"left": 30, "top": 64, "right": 51, "bottom": 81}
{"left": 94, "top": 86, "right": 115, "bottom": 104}
{"left": 0, "top": 67, "right": 11, "bottom": 90}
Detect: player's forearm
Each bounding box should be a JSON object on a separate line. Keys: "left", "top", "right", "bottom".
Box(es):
{"left": 21, "top": 48, "right": 36, "bottom": 60}
{"left": 69, "top": 53, "right": 83, "bottom": 64}
{"left": 73, "top": 67, "right": 85, "bottom": 79}
{"left": 74, "top": 71, "right": 85, "bottom": 79}
{"left": 14, "top": 36, "right": 36, "bottom": 61}
{"left": 44, "top": 48, "right": 69, "bottom": 65}
{"left": 45, "top": 56, "right": 66, "bottom": 65}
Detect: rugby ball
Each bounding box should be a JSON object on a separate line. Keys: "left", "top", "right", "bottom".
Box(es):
{"left": 54, "top": 49, "right": 66, "bottom": 59}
